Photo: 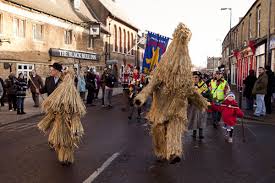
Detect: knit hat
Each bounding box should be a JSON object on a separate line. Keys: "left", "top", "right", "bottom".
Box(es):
{"left": 226, "top": 92, "right": 235, "bottom": 100}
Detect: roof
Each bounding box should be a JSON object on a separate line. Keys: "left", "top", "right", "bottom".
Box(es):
{"left": 97, "top": 0, "right": 138, "bottom": 30}
{"left": 7, "top": 0, "right": 97, "bottom": 23}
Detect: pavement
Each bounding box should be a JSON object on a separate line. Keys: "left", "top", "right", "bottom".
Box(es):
{"left": 233, "top": 89, "right": 275, "bottom": 125}
{"left": 0, "top": 95, "right": 275, "bottom": 183}
{"left": 0, "top": 87, "right": 123, "bottom": 127}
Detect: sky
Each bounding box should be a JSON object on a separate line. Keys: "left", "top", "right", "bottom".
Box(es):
{"left": 116, "top": 0, "right": 256, "bottom": 67}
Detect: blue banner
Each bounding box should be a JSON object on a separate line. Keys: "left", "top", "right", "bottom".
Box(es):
{"left": 142, "top": 32, "right": 169, "bottom": 74}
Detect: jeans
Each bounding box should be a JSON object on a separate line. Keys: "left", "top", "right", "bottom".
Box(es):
{"left": 254, "top": 94, "right": 266, "bottom": 116}
{"left": 104, "top": 87, "right": 113, "bottom": 106}
{"left": 17, "top": 97, "right": 25, "bottom": 111}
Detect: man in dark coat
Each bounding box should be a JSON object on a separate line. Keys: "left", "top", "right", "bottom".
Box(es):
{"left": 243, "top": 70, "right": 257, "bottom": 110}
{"left": 5, "top": 73, "right": 17, "bottom": 111}
{"left": 0, "top": 77, "right": 5, "bottom": 106}
{"left": 264, "top": 66, "right": 275, "bottom": 114}
{"left": 28, "top": 70, "right": 44, "bottom": 107}
{"left": 40, "top": 63, "right": 62, "bottom": 96}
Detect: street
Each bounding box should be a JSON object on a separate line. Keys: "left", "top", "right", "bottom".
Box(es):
{"left": 0, "top": 95, "right": 275, "bottom": 183}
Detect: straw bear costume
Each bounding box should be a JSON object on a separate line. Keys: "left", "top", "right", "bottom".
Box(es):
{"left": 135, "top": 23, "right": 208, "bottom": 161}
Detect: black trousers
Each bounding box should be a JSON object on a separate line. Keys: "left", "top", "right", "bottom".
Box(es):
{"left": 265, "top": 94, "right": 272, "bottom": 114}
{"left": 87, "top": 89, "right": 94, "bottom": 104}
{"left": 8, "top": 94, "right": 17, "bottom": 110}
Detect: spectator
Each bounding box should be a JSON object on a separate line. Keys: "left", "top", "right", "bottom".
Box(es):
{"left": 40, "top": 63, "right": 63, "bottom": 96}
{"left": 0, "top": 81, "right": 3, "bottom": 101}
{"left": 95, "top": 72, "right": 100, "bottom": 99}
{"left": 100, "top": 67, "right": 108, "bottom": 107}
{"left": 209, "top": 70, "right": 230, "bottom": 128}
{"left": 28, "top": 70, "right": 44, "bottom": 107}
{"left": 104, "top": 69, "right": 116, "bottom": 108}
{"left": 252, "top": 67, "right": 268, "bottom": 117}
{"left": 15, "top": 73, "right": 28, "bottom": 114}
{"left": 243, "top": 70, "right": 257, "bottom": 110}
{"left": 5, "top": 73, "right": 17, "bottom": 111}
{"left": 0, "top": 77, "right": 5, "bottom": 106}
{"left": 86, "top": 70, "right": 96, "bottom": 106}
{"left": 78, "top": 71, "right": 87, "bottom": 101}
{"left": 264, "top": 66, "right": 275, "bottom": 114}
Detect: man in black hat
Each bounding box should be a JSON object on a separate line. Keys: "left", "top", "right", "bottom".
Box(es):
{"left": 40, "top": 63, "right": 63, "bottom": 96}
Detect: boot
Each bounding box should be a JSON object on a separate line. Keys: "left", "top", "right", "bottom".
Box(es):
{"left": 199, "top": 128, "right": 204, "bottom": 139}
{"left": 192, "top": 130, "right": 197, "bottom": 138}
{"left": 17, "top": 109, "right": 21, "bottom": 115}
{"left": 21, "top": 109, "right": 26, "bottom": 114}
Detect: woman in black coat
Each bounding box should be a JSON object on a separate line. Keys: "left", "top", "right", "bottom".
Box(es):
{"left": 16, "top": 73, "right": 28, "bottom": 114}
{"left": 243, "top": 70, "right": 257, "bottom": 110}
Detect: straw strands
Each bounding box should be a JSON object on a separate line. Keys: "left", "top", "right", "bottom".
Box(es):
{"left": 37, "top": 70, "right": 86, "bottom": 164}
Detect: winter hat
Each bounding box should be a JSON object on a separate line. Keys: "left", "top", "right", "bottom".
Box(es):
{"left": 226, "top": 92, "right": 235, "bottom": 100}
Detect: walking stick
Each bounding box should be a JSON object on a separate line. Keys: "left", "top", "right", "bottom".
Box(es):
{"left": 241, "top": 117, "right": 246, "bottom": 143}
{"left": 28, "top": 76, "right": 45, "bottom": 101}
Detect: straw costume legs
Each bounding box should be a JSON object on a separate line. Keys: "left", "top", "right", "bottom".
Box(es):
{"left": 152, "top": 119, "right": 185, "bottom": 161}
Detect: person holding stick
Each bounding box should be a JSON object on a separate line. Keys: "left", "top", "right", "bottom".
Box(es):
{"left": 211, "top": 92, "right": 244, "bottom": 143}
{"left": 28, "top": 70, "right": 44, "bottom": 107}
{"left": 40, "top": 63, "right": 62, "bottom": 96}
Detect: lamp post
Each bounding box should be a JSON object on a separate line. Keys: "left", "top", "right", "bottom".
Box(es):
{"left": 221, "top": 7, "right": 232, "bottom": 83}
{"left": 267, "top": 0, "right": 272, "bottom": 66}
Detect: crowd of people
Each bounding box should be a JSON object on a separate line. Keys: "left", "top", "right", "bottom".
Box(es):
{"left": 0, "top": 63, "right": 119, "bottom": 114}
{"left": 129, "top": 64, "right": 275, "bottom": 145}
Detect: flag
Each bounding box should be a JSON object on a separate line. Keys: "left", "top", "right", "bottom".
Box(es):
{"left": 142, "top": 32, "right": 169, "bottom": 74}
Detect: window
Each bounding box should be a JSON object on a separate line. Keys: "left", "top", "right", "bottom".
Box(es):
{"left": 257, "top": 6, "right": 261, "bottom": 38}
{"left": 131, "top": 33, "right": 134, "bottom": 55}
{"left": 119, "top": 27, "right": 122, "bottom": 52}
{"left": 241, "top": 22, "right": 244, "bottom": 45}
{"left": 64, "top": 30, "right": 72, "bottom": 44}
{"left": 33, "top": 24, "right": 43, "bottom": 40}
{"left": 127, "top": 31, "right": 130, "bottom": 53}
{"left": 114, "top": 25, "right": 118, "bottom": 51}
{"left": 13, "top": 18, "right": 25, "bottom": 37}
{"left": 123, "top": 29, "right": 126, "bottom": 53}
{"left": 248, "top": 14, "right": 252, "bottom": 39}
{"left": 89, "top": 38, "right": 95, "bottom": 49}
{"left": 17, "top": 64, "right": 34, "bottom": 78}
{"left": 0, "top": 13, "right": 2, "bottom": 34}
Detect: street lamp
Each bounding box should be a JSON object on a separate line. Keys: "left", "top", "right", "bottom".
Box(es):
{"left": 221, "top": 7, "right": 232, "bottom": 83}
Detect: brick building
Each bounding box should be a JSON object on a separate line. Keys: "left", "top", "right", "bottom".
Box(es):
{"left": 207, "top": 56, "right": 222, "bottom": 72}
{"left": 222, "top": 0, "right": 275, "bottom": 88}
{"left": 0, "top": 0, "right": 109, "bottom": 80}
{"left": 85, "top": 0, "right": 139, "bottom": 78}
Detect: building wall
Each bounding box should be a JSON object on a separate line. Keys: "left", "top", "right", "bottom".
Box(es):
{"left": 0, "top": 1, "right": 104, "bottom": 79}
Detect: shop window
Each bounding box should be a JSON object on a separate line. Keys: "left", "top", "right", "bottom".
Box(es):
{"left": 13, "top": 18, "right": 25, "bottom": 38}
{"left": 64, "top": 30, "right": 72, "bottom": 44}
{"left": 33, "top": 24, "right": 43, "bottom": 41}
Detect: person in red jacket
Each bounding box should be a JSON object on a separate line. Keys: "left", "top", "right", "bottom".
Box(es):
{"left": 211, "top": 92, "right": 244, "bottom": 143}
